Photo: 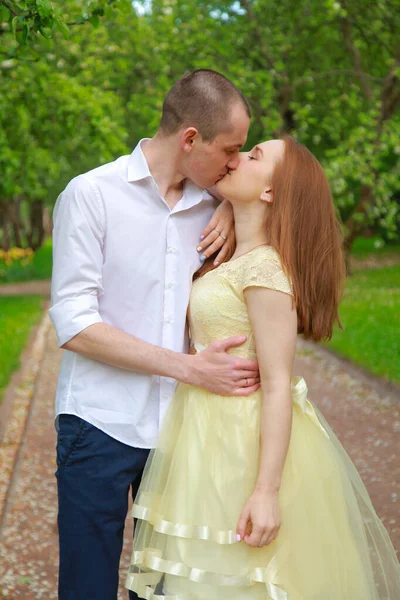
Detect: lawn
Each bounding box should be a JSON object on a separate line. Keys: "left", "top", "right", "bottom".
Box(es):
{"left": 326, "top": 265, "right": 400, "bottom": 383}
{"left": 0, "top": 296, "right": 44, "bottom": 404}
{"left": 0, "top": 238, "right": 53, "bottom": 284}
{"left": 351, "top": 236, "right": 400, "bottom": 259}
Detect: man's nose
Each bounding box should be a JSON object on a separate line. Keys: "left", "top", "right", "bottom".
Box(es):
{"left": 227, "top": 154, "right": 240, "bottom": 170}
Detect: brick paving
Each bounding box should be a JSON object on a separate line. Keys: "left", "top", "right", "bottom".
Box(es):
{"left": 0, "top": 329, "right": 399, "bottom": 598}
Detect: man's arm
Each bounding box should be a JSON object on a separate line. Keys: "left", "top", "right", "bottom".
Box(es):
{"left": 50, "top": 177, "right": 259, "bottom": 396}
{"left": 63, "top": 323, "right": 259, "bottom": 396}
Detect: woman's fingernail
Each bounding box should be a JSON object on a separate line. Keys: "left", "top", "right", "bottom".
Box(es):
{"left": 200, "top": 255, "right": 206, "bottom": 261}
{"left": 200, "top": 235, "right": 205, "bottom": 240}
{"left": 197, "top": 246, "right": 202, "bottom": 252}
{"left": 236, "top": 534, "right": 241, "bottom": 542}
{"left": 214, "top": 260, "right": 219, "bottom": 266}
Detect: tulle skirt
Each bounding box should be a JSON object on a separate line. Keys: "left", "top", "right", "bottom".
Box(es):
{"left": 125, "top": 377, "right": 400, "bottom": 599}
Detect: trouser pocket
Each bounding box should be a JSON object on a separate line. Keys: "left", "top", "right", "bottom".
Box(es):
{"left": 56, "top": 414, "right": 89, "bottom": 469}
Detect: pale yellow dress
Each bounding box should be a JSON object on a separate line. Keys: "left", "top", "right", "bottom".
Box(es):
{"left": 126, "top": 245, "right": 400, "bottom": 599}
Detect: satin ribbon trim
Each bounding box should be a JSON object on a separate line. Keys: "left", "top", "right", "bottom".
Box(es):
{"left": 132, "top": 504, "right": 238, "bottom": 545}
{"left": 126, "top": 573, "right": 287, "bottom": 600}
{"left": 126, "top": 547, "right": 289, "bottom": 599}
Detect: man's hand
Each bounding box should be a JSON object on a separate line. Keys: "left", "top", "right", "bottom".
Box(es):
{"left": 185, "top": 336, "right": 260, "bottom": 395}
{"left": 197, "top": 199, "right": 235, "bottom": 266}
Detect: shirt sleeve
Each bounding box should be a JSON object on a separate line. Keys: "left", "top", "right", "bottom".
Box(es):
{"left": 241, "top": 250, "right": 294, "bottom": 297}
{"left": 48, "top": 175, "right": 105, "bottom": 347}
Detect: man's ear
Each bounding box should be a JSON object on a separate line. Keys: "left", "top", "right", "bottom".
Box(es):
{"left": 260, "top": 188, "right": 273, "bottom": 203}
{"left": 181, "top": 127, "right": 199, "bottom": 152}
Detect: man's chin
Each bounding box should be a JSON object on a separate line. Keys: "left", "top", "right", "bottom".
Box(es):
{"left": 215, "top": 175, "right": 229, "bottom": 191}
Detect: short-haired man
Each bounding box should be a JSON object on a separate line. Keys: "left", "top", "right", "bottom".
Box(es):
{"left": 50, "top": 69, "right": 259, "bottom": 600}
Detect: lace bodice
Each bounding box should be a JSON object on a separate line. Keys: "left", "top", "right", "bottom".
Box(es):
{"left": 189, "top": 245, "right": 293, "bottom": 359}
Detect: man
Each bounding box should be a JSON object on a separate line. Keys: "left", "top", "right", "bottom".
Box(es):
{"left": 49, "top": 69, "right": 260, "bottom": 600}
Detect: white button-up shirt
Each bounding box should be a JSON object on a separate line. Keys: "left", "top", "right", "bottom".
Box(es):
{"left": 49, "top": 139, "right": 218, "bottom": 448}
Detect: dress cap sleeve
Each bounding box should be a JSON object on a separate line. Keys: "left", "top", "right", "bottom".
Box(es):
{"left": 241, "top": 247, "right": 293, "bottom": 297}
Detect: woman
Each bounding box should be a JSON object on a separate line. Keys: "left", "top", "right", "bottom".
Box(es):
{"left": 125, "top": 136, "right": 400, "bottom": 599}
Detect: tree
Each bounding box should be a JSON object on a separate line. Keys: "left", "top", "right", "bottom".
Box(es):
{"left": 1, "top": 0, "right": 399, "bottom": 258}
{"left": 0, "top": 0, "right": 130, "bottom": 249}
{"left": 0, "top": 0, "right": 119, "bottom": 52}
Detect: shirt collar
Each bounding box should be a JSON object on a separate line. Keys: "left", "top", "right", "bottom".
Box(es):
{"left": 127, "top": 138, "right": 152, "bottom": 182}
{"left": 127, "top": 138, "right": 216, "bottom": 208}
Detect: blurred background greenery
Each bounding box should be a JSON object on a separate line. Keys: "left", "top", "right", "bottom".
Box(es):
{"left": 0, "top": 0, "right": 399, "bottom": 400}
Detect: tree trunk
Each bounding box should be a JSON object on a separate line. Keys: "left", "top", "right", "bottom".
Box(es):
{"left": 0, "top": 200, "right": 10, "bottom": 251}
{"left": 343, "top": 230, "right": 359, "bottom": 275}
{"left": 278, "top": 84, "right": 295, "bottom": 133}
{"left": 8, "top": 197, "right": 23, "bottom": 248}
{"left": 343, "top": 184, "right": 374, "bottom": 274}
{"left": 28, "top": 200, "right": 45, "bottom": 250}
{"left": 42, "top": 206, "right": 52, "bottom": 237}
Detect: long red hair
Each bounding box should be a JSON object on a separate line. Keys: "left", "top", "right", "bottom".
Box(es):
{"left": 196, "top": 136, "right": 345, "bottom": 342}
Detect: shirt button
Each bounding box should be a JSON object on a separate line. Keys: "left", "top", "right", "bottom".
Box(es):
{"left": 167, "top": 283, "right": 173, "bottom": 289}
{"left": 162, "top": 394, "right": 169, "bottom": 400}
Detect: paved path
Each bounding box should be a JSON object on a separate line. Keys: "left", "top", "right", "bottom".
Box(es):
{"left": 0, "top": 281, "right": 51, "bottom": 297}
{"left": 0, "top": 328, "right": 399, "bottom": 598}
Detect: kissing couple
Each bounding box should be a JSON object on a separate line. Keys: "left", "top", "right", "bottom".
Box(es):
{"left": 50, "top": 69, "right": 400, "bottom": 599}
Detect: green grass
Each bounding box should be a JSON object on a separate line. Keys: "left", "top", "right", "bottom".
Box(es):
{"left": 0, "top": 296, "right": 44, "bottom": 403}
{"left": 351, "top": 236, "right": 400, "bottom": 258}
{"left": 326, "top": 265, "right": 400, "bottom": 383}
{"left": 0, "top": 238, "right": 53, "bottom": 284}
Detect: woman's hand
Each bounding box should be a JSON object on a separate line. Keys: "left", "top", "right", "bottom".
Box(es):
{"left": 236, "top": 488, "right": 281, "bottom": 548}
{"left": 197, "top": 199, "right": 235, "bottom": 266}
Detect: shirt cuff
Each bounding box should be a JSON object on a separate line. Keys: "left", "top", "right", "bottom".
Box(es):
{"left": 48, "top": 295, "right": 104, "bottom": 347}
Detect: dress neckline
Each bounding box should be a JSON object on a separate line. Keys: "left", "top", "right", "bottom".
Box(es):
{"left": 221, "top": 243, "right": 272, "bottom": 267}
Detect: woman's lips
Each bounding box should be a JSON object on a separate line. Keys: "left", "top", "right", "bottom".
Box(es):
{"left": 215, "top": 172, "right": 230, "bottom": 184}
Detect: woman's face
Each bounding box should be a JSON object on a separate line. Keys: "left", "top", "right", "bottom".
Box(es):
{"left": 215, "top": 139, "right": 285, "bottom": 205}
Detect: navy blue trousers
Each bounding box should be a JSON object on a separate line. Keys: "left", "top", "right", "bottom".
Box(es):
{"left": 56, "top": 414, "right": 150, "bottom": 600}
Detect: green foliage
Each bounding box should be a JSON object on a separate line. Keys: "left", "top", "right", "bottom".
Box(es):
{"left": 0, "top": 0, "right": 399, "bottom": 252}
{"left": 0, "top": 0, "right": 120, "bottom": 50}
{"left": 327, "top": 265, "right": 400, "bottom": 383}
{"left": 0, "top": 1, "right": 130, "bottom": 246}
{"left": 0, "top": 294, "right": 43, "bottom": 403}
{"left": 351, "top": 236, "right": 400, "bottom": 258}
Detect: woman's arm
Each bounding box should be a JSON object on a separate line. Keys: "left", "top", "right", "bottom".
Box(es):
{"left": 237, "top": 286, "right": 297, "bottom": 547}
{"left": 197, "top": 199, "right": 235, "bottom": 266}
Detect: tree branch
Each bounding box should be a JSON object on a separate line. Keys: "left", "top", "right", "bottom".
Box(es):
{"left": 291, "top": 69, "right": 384, "bottom": 90}
{"left": 378, "top": 43, "right": 400, "bottom": 130}
{"left": 238, "top": 0, "right": 276, "bottom": 72}
{"left": 339, "top": 13, "right": 373, "bottom": 101}
{"left": 1, "top": 0, "right": 19, "bottom": 16}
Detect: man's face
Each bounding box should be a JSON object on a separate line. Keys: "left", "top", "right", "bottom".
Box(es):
{"left": 184, "top": 103, "right": 250, "bottom": 188}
